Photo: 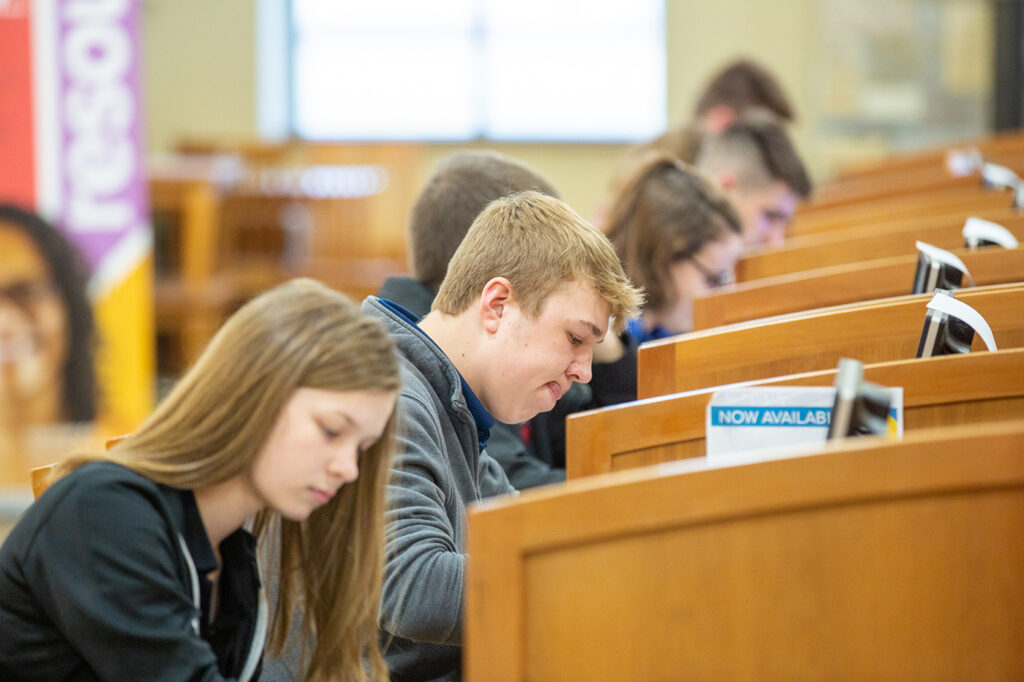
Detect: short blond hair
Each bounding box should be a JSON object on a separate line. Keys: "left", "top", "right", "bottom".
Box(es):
{"left": 433, "top": 191, "right": 642, "bottom": 333}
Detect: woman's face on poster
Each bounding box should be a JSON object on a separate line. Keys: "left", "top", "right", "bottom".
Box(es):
{"left": 0, "top": 222, "right": 70, "bottom": 418}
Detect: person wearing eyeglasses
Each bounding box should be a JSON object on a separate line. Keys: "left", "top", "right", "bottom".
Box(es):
{"left": 0, "top": 204, "right": 96, "bottom": 426}
{"left": 524, "top": 152, "right": 743, "bottom": 470}
{"left": 695, "top": 109, "right": 812, "bottom": 247}
{"left": 606, "top": 151, "right": 744, "bottom": 344}
{"left": 0, "top": 204, "right": 97, "bottom": 483}
{"left": 538, "top": 152, "right": 738, "bottom": 433}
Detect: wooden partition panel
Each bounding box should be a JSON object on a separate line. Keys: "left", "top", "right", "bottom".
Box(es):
{"left": 828, "top": 130, "right": 1024, "bottom": 183}
{"left": 698, "top": 247, "right": 1024, "bottom": 329}
{"left": 466, "top": 421, "right": 1024, "bottom": 681}
{"left": 790, "top": 185, "right": 1016, "bottom": 236}
{"left": 637, "top": 284, "right": 1024, "bottom": 398}
{"left": 568, "top": 348, "right": 1024, "bottom": 478}
{"left": 810, "top": 151, "right": 1024, "bottom": 206}
{"left": 736, "top": 209, "right": 1024, "bottom": 281}
{"left": 810, "top": 166, "right": 981, "bottom": 207}
{"left": 30, "top": 464, "right": 56, "bottom": 500}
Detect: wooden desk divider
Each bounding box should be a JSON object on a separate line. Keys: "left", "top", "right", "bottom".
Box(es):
{"left": 698, "top": 246, "right": 1024, "bottom": 330}
{"left": 30, "top": 464, "right": 56, "bottom": 500}
{"left": 809, "top": 149, "right": 1024, "bottom": 207}
{"left": 638, "top": 283, "right": 1024, "bottom": 399}
{"left": 809, "top": 163, "right": 986, "bottom": 208}
{"left": 791, "top": 184, "right": 1017, "bottom": 237}
{"left": 826, "top": 130, "right": 1024, "bottom": 183}
{"left": 568, "top": 348, "right": 1024, "bottom": 479}
{"left": 466, "top": 420, "right": 1024, "bottom": 681}
{"left": 736, "top": 209, "right": 1024, "bottom": 281}
{"left": 29, "top": 435, "right": 129, "bottom": 500}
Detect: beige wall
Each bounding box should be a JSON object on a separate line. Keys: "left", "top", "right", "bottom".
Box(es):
{"left": 141, "top": 1, "right": 822, "bottom": 218}
{"left": 140, "top": 0, "right": 984, "bottom": 218}
{"left": 143, "top": 0, "right": 257, "bottom": 153}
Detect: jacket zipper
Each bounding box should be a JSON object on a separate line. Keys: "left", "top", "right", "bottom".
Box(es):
{"left": 238, "top": 558, "right": 268, "bottom": 682}
{"left": 176, "top": 533, "right": 268, "bottom": 681}
{"left": 176, "top": 534, "right": 201, "bottom": 636}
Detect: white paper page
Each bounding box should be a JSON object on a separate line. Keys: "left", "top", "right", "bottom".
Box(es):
{"left": 962, "top": 217, "right": 1019, "bottom": 248}
{"left": 916, "top": 241, "right": 974, "bottom": 286}
{"left": 926, "top": 292, "right": 998, "bottom": 351}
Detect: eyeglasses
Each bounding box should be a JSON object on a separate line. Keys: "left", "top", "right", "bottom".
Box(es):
{"left": 674, "top": 252, "right": 734, "bottom": 288}
{"left": 0, "top": 280, "right": 59, "bottom": 310}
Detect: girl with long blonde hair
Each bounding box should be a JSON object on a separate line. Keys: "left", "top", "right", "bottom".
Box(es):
{"left": 0, "top": 278, "right": 399, "bottom": 682}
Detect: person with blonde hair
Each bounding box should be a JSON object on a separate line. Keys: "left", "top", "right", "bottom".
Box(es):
{"left": 533, "top": 153, "right": 744, "bottom": 471}
{"left": 0, "top": 278, "right": 399, "bottom": 682}
{"left": 376, "top": 150, "right": 568, "bottom": 489}
{"left": 364, "top": 190, "right": 642, "bottom": 680}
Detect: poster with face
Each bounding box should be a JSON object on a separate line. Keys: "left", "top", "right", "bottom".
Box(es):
{"left": 0, "top": 0, "right": 152, "bottom": 494}
{"left": 0, "top": 207, "right": 95, "bottom": 485}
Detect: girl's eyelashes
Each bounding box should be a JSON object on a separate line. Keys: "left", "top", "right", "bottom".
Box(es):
{"left": 568, "top": 333, "right": 582, "bottom": 346}
{"left": 318, "top": 421, "right": 341, "bottom": 440}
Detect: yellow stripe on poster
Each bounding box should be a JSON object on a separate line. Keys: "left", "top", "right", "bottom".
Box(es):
{"left": 94, "top": 255, "right": 155, "bottom": 438}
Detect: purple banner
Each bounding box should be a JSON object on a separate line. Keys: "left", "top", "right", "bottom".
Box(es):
{"left": 57, "top": 0, "right": 148, "bottom": 282}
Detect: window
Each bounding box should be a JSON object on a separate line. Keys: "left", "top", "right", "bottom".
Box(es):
{"left": 288, "top": 0, "right": 666, "bottom": 142}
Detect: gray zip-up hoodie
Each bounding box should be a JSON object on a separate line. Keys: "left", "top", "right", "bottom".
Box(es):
{"left": 364, "top": 296, "right": 515, "bottom": 681}
{"left": 377, "top": 275, "right": 566, "bottom": 489}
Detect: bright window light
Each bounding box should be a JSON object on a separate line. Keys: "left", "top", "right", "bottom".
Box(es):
{"left": 290, "top": 0, "right": 666, "bottom": 142}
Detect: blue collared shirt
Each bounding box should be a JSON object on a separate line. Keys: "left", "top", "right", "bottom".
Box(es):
{"left": 625, "top": 316, "right": 677, "bottom": 345}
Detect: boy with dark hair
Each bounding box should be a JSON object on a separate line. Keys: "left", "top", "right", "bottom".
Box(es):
{"left": 696, "top": 111, "right": 813, "bottom": 245}
{"left": 694, "top": 58, "right": 795, "bottom": 128}
{"left": 632, "top": 57, "right": 796, "bottom": 167}
{"left": 403, "top": 150, "right": 560, "bottom": 293}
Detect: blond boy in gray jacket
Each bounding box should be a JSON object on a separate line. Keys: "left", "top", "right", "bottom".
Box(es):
{"left": 367, "top": 191, "right": 641, "bottom": 681}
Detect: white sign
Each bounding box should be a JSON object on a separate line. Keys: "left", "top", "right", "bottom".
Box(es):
{"left": 945, "top": 147, "right": 983, "bottom": 177}
{"left": 916, "top": 240, "right": 974, "bottom": 285}
{"left": 981, "top": 162, "right": 1020, "bottom": 190}
{"left": 926, "top": 292, "right": 998, "bottom": 351}
{"left": 706, "top": 386, "right": 903, "bottom": 462}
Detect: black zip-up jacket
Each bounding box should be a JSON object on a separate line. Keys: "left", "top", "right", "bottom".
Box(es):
{"left": 0, "top": 461, "right": 266, "bottom": 681}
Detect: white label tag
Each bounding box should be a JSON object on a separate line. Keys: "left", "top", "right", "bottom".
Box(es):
{"left": 916, "top": 241, "right": 974, "bottom": 285}
{"left": 981, "top": 163, "right": 1020, "bottom": 190}
{"left": 962, "top": 217, "right": 1020, "bottom": 249}
{"left": 706, "top": 386, "right": 903, "bottom": 461}
{"left": 946, "top": 148, "right": 982, "bottom": 177}
{"left": 926, "top": 292, "right": 998, "bottom": 351}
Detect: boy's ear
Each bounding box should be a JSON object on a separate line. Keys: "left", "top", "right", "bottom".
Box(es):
{"left": 479, "top": 277, "right": 514, "bottom": 334}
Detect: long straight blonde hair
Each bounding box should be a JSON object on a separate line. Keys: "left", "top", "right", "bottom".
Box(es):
{"left": 56, "top": 278, "right": 398, "bottom": 681}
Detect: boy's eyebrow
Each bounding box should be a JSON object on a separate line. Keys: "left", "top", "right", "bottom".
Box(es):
{"left": 572, "top": 319, "right": 604, "bottom": 339}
